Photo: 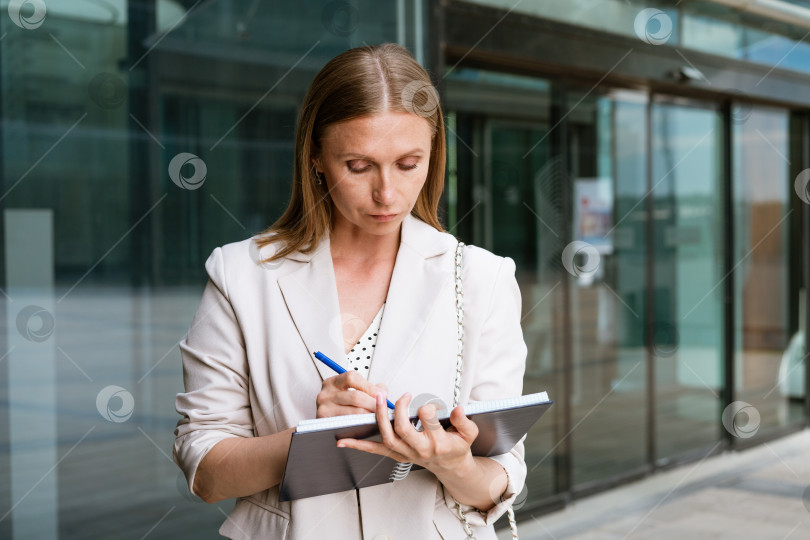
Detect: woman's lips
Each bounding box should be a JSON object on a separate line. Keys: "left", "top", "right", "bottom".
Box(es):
{"left": 370, "top": 213, "right": 397, "bottom": 222}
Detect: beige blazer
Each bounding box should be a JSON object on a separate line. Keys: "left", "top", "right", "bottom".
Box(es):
{"left": 173, "top": 212, "right": 528, "bottom": 540}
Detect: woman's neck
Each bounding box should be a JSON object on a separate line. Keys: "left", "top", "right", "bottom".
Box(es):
{"left": 329, "top": 220, "right": 401, "bottom": 265}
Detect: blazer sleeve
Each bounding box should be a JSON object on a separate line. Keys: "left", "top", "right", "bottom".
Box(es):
{"left": 442, "top": 254, "right": 528, "bottom": 528}
{"left": 173, "top": 246, "right": 255, "bottom": 497}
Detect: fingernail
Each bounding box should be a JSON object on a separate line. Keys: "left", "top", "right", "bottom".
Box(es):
{"left": 377, "top": 392, "right": 384, "bottom": 405}
{"left": 337, "top": 442, "right": 345, "bottom": 448}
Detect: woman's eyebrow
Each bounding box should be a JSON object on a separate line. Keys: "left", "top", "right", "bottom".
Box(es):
{"left": 337, "top": 149, "right": 425, "bottom": 160}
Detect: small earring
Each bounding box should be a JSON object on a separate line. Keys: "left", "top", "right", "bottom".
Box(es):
{"left": 314, "top": 170, "right": 324, "bottom": 185}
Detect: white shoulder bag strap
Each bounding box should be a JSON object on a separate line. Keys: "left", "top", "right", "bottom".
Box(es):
{"left": 452, "top": 241, "right": 519, "bottom": 539}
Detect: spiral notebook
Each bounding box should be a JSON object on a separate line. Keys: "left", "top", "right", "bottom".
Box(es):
{"left": 278, "top": 391, "right": 552, "bottom": 502}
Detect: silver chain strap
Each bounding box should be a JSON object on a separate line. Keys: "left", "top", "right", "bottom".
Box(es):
{"left": 452, "top": 242, "right": 519, "bottom": 540}
{"left": 453, "top": 242, "right": 465, "bottom": 410}
{"left": 452, "top": 242, "right": 475, "bottom": 539}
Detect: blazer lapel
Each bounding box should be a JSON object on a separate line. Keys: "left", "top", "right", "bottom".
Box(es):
{"left": 277, "top": 213, "right": 457, "bottom": 384}
{"left": 367, "top": 237, "right": 450, "bottom": 387}
{"left": 277, "top": 235, "right": 345, "bottom": 381}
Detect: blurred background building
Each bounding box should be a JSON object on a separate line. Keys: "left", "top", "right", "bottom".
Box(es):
{"left": 0, "top": 0, "right": 808, "bottom": 538}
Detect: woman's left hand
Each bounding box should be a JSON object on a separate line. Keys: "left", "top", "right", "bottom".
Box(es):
{"left": 337, "top": 392, "right": 479, "bottom": 475}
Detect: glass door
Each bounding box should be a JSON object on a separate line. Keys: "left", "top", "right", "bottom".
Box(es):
{"left": 732, "top": 106, "right": 806, "bottom": 436}
{"left": 485, "top": 117, "right": 561, "bottom": 500}
{"left": 565, "top": 89, "right": 649, "bottom": 486}
{"left": 445, "top": 67, "right": 807, "bottom": 509}
{"left": 651, "top": 97, "right": 725, "bottom": 462}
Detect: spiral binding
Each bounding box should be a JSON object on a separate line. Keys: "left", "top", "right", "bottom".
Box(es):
{"left": 389, "top": 462, "right": 413, "bottom": 481}
{"left": 390, "top": 419, "right": 422, "bottom": 481}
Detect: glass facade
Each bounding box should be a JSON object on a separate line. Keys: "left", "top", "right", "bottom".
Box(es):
{"left": 444, "top": 53, "right": 807, "bottom": 510}
{"left": 682, "top": 1, "right": 810, "bottom": 72}
{"left": 465, "top": 0, "right": 681, "bottom": 47}
{"left": 0, "top": 1, "right": 428, "bottom": 538}
{"left": 1, "top": 1, "right": 808, "bottom": 538}
{"left": 468, "top": 0, "right": 810, "bottom": 76}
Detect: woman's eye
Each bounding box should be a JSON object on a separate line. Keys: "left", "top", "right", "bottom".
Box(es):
{"left": 347, "top": 161, "right": 370, "bottom": 173}
{"left": 346, "top": 160, "right": 419, "bottom": 173}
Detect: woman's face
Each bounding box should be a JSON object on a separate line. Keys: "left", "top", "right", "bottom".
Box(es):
{"left": 313, "top": 110, "right": 433, "bottom": 236}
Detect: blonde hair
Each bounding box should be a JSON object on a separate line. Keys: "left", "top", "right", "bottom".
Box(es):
{"left": 257, "top": 42, "right": 447, "bottom": 262}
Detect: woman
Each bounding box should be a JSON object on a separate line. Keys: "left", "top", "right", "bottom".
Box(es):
{"left": 173, "top": 43, "right": 528, "bottom": 539}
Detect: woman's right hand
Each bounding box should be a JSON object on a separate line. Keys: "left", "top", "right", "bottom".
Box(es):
{"left": 316, "top": 372, "right": 388, "bottom": 418}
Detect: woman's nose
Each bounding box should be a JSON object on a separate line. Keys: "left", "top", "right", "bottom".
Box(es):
{"left": 372, "top": 169, "right": 397, "bottom": 204}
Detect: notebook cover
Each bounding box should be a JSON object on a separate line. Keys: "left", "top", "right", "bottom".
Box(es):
{"left": 278, "top": 395, "right": 552, "bottom": 502}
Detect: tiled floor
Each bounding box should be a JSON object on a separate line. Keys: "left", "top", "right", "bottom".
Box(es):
{"left": 508, "top": 430, "right": 810, "bottom": 539}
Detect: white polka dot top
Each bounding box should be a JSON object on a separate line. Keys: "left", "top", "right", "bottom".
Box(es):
{"left": 346, "top": 302, "right": 385, "bottom": 379}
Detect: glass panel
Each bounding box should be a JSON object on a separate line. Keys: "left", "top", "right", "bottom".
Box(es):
{"left": 732, "top": 107, "right": 805, "bottom": 435}
{"left": 0, "top": 1, "right": 424, "bottom": 538}
{"left": 488, "top": 118, "right": 560, "bottom": 502}
{"left": 467, "top": 0, "right": 810, "bottom": 77}
{"left": 683, "top": 2, "right": 810, "bottom": 74}
{"left": 445, "top": 67, "right": 563, "bottom": 504}
{"left": 463, "top": 0, "right": 679, "bottom": 46}
{"left": 651, "top": 99, "right": 725, "bottom": 461}
{"left": 567, "top": 89, "right": 649, "bottom": 486}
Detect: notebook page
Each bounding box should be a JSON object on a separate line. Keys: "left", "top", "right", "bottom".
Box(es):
{"left": 296, "top": 391, "right": 550, "bottom": 434}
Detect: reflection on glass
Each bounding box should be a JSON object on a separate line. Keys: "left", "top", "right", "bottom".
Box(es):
{"left": 468, "top": 0, "right": 810, "bottom": 76}
{"left": 0, "top": 1, "right": 422, "bottom": 538}
{"left": 652, "top": 100, "right": 724, "bottom": 461}
{"left": 683, "top": 3, "right": 810, "bottom": 74}
{"left": 733, "top": 107, "right": 805, "bottom": 433}
{"left": 489, "top": 118, "right": 559, "bottom": 500}
{"left": 463, "top": 0, "right": 679, "bottom": 46}
{"left": 568, "top": 90, "right": 648, "bottom": 486}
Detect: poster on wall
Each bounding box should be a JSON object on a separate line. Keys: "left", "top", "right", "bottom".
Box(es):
{"left": 574, "top": 177, "right": 614, "bottom": 253}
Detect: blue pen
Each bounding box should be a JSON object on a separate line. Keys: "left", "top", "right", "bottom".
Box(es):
{"left": 314, "top": 351, "right": 396, "bottom": 410}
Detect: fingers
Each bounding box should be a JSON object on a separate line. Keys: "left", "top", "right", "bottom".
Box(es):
{"left": 336, "top": 384, "right": 377, "bottom": 410}
{"left": 337, "top": 371, "right": 380, "bottom": 397}
{"left": 352, "top": 393, "right": 477, "bottom": 470}
{"left": 316, "top": 373, "right": 380, "bottom": 417}
{"left": 316, "top": 383, "right": 375, "bottom": 416}
{"left": 338, "top": 391, "right": 415, "bottom": 463}
{"left": 317, "top": 404, "right": 375, "bottom": 418}
{"left": 411, "top": 404, "right": 447, "bottom": 457}
{"left": 391, "top": 393, "right": 415, "bottom": 439}
{"left": 377, "top": 391, "right": 401, "bottom": 449}
{"left": 336, "top": 437, "right": 409, "bottom": 462}
{"left": 448, "top": 405, "right": 479, "bottom": 445}
{"left": 417, "top": 404, "right": 443, "bottom": 432}
{"left": 394, "top": 393, "right": 439, "bottom": 457}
